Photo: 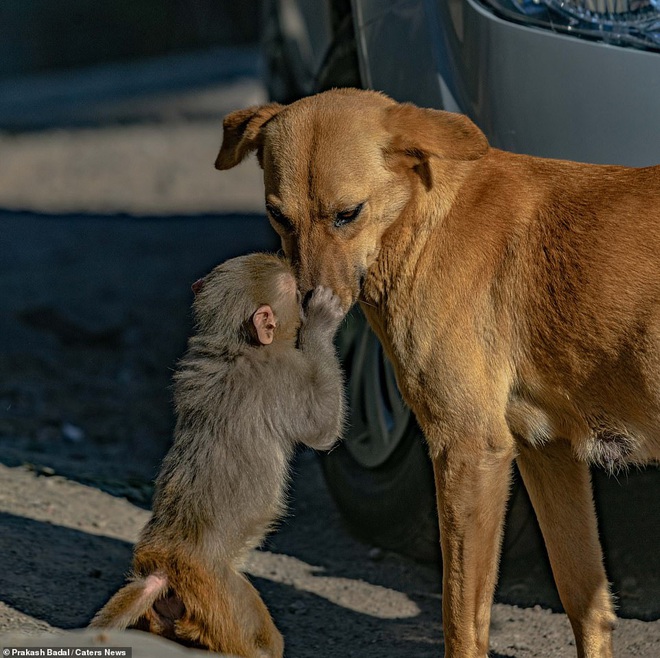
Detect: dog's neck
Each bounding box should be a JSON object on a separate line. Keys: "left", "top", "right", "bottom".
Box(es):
{"left": 362, "top": 159, "right": 468, "bottom": 309}
{"left": 359, "top": 199, "right": 439, "bottom": 355}
{"left": 359, "top": 158, "right": 483, "bottom": 359}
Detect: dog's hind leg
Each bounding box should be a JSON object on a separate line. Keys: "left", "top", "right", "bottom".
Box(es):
{"left": 516, "top": 439, "right": 615, "bottom": 658}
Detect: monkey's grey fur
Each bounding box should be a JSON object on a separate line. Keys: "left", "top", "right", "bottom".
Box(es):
{"left": 91, "top": 253, "right": 344, "bottom": 655}
{"left": 142, "top": 252, "right": 345, "bottom": 565}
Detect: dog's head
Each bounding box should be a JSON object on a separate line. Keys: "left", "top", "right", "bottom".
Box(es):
{"left": 215, "top": 88, "right": 488, "bottom": 309}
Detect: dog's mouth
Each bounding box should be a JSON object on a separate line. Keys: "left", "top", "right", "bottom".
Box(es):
{"left": 340, "top": 270, "right": 367, "bottom": 310}
{"left": 357, "top": 291, "right": 377, "bottom": 310}
{"left": 298, "top": 267, "right": 370, "bottom": 314}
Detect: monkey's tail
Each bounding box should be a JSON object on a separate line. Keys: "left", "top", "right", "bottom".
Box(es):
{"left": 89, "top": 571, "right": 169, "bottom": 630}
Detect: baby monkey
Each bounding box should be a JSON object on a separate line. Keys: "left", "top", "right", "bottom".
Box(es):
{"left": 90, "top": 253, "right": 345, "bottom": 658}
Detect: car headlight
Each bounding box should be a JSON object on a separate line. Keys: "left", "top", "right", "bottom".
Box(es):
{"left": 481, "top": 0, "right": 660, "bottom": 50}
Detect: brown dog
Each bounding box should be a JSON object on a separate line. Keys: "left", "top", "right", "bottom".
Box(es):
{"left": 215, "top": 88, "right": 660, "bottom": 658}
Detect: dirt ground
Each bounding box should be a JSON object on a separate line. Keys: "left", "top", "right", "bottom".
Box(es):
{"left": 0, "top": 57, "right": 658, "bottom": 657}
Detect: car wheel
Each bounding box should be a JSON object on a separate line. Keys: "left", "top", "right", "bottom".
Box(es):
{"left": 313, "top": 3, "right": 361, "bottom": 92}
{"left": 261, "top": 0, "right": 313, "bottom": 104}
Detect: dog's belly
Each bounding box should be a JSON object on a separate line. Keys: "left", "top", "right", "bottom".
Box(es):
{"left": 506, "top": 393, "right": 656, "bottom": 471}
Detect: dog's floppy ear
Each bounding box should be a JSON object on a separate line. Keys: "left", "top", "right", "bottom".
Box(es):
{"left": 383, "top": 103, "right": 488, "bottom": 189}
{"left": 215, "top": 103, "right": 284, "bottom": 170}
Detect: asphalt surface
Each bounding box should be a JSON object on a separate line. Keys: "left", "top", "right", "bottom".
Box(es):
{"left": 0, "top": 49, "right": 658, "bottom": 657}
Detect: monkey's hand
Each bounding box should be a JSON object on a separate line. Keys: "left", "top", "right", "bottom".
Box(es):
{"left": 301, "top": 286, "right": 345, "bottom": 339}
{"left": 293, "top": 286, "right": 346, "bottom": 450}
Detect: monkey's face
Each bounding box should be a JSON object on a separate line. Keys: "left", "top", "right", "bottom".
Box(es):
{"left": 192, "top": 253, "right": 301, "bottom": 348}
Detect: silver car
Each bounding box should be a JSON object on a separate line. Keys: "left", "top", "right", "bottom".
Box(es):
{"left": 262, "top": 0, "right": 660, "bottom": 561}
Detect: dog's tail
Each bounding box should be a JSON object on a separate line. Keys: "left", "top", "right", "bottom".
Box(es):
{"left": 89, "top": 571, "right": 169, "bottom": 630}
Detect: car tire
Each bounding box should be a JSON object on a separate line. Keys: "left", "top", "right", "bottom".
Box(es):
{"left": 314, "top": 6, "right": 361, "bottom": 92}
{"left": 321, "top": 423, "right": 441, "bottom": 563}
{"left": 261, "top": 0, "right": 312, "bottom": 104}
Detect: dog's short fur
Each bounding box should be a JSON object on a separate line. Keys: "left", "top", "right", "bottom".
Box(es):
{"left": 90, "top": 253, "right": 345, "bottom": 657}
{"left": 215, "top": 89, "right": 660, "bottom": 657}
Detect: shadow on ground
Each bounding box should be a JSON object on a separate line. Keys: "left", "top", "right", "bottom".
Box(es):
{"left": 0, "top": 209, "right": 279, "bottom": 502}
{"left": 0, "top": 512, "right": 132, "bottom": 627}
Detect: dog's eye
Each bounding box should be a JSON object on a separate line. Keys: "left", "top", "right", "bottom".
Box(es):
{"left": 266, "top": 204, "right": 293, "bottom": 231}
{"left": 334, "top": 203, "right": 364, "bottom": 228}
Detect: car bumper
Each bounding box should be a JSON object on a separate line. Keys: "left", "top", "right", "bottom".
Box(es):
{"left": 354, "top": 0, "right": 660, "bottom": 166}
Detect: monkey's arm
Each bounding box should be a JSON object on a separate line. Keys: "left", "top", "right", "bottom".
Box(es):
{"left": 284, "top": 287, "right": 345, "bottom": 450}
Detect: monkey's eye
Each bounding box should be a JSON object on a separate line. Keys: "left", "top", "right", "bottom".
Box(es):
{"left": 266, "top": 204, "right": 293, "bottom": 231}
{"left": 334, "top": 203, "right": 364, "bottom": 228}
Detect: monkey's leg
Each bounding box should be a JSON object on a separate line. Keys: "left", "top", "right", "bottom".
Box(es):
{"left": 516, "top": 440, "right": 615, "bottom": 658}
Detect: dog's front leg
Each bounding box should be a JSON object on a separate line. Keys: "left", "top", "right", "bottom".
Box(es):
{"left": 431, "top": 427, "right": 515, "bottom": 658}
{"left": 516, "top": 440, "right": 615, "bottom": 658}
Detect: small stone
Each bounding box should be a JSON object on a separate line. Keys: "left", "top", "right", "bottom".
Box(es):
{"left": 288, "top": 601, "right": 308, "bottom": 615}
{"left": 367, "top": 547, "right": 384, "bottom": 561}
{"left": 512, "top": 643, "right": 531, "bottom": 651}
{"left": 62, "top": 422, "right": 85, "bottom": 443}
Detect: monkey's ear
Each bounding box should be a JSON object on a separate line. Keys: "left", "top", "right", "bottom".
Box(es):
{"left": 252, "top": 305, "right": 276, "bottom": 345}
{"left": 191, "top": 277, "right": 205, "bottom": 296}
{"left": 215, "top": 103, "right": 284, "bottom": 170}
